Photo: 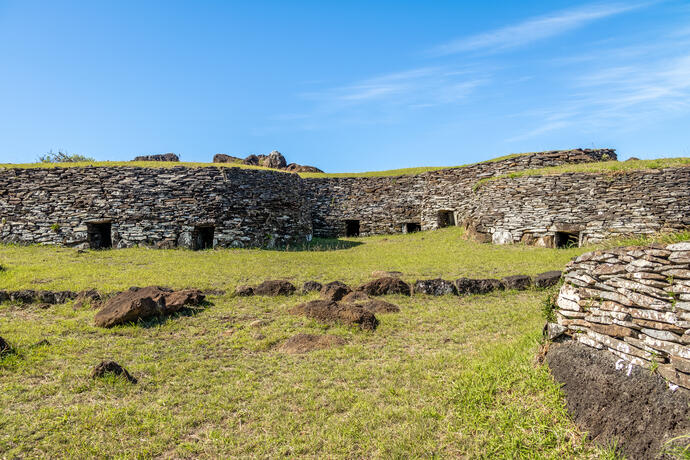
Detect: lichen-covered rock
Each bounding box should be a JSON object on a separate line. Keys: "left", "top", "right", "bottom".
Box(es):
{"left": 413, "top": 279, "right": 457, "bottom": 296}
{"left": 501, "top": 275, "right": 532, "bottom": 291}
{"left": 357, "top": 277, "right": 411, "bottom": 296}
{"left": 253, "top": 280, "right": 296, "bottom": 296}
{"left": 234, "top": 285, "right": 254, "bottom": 297}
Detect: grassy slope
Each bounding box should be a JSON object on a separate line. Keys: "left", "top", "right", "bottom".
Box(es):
{"left": 0, "top": 228, "right": 628, "bottom": 458}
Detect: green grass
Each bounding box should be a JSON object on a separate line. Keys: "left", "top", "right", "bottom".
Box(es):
{"left": 0, "top": 227, "right": 628, "bottom": 458}
{"left": 474, "top": 157, "right": 690, "bottom": 190}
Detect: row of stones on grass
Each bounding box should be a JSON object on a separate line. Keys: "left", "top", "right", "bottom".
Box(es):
{"left": 234, "top": 270, "right": 563, "bottom": 298}
{"left": 545, "top": 241, "right": 690, "bottom": 390}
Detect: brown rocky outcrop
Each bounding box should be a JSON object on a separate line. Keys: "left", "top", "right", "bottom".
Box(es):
{"left": 213, "top": 154, "right": 243, "bottom": 164}
{"left": 301, "top": 281, "right": 323, "bottom": 294}
{"left": 285, "top": 163, "right": 323, "bottom": 173}
{"left": 454, "top": 278, "right": 504, "bottom": 295}
{"left": 320, "top": 281, "right": 352, "bottom": 301}
{"left": 94, "top": 286, "right": 205, "bottom": 328}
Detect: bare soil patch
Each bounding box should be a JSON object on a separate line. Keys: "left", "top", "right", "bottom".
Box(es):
{"left": 278, "top": 334, "right": 346, "bottom": 354}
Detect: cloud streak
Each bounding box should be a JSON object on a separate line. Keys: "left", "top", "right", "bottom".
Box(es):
{"left": 431, "top": 2, "right": 653, "bottom": 56}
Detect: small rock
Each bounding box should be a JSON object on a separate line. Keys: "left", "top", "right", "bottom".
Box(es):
{"left": 10, "top": 290, "right": 36, "bottom": 304}
{"left": 413, "top": 279, "right": 457, "bottom": 296}
{"left": 302, "top": 281, "right": 323, "bottom": 294}
{"left": 544, "top": 322, "right": 567, "bottom": 340}
{"left": 533, "top": 271, "right": 562, "bottom": 289}
{"left": 234, "top": 285, "right": 254, "bottom": 297}
{"left": 502, "top": 275, "right": 532, "bottom": 291}
{"left": 37, "top": 291, "right": 56, "bottom": 304}
{"left": 253, "top": 280, "right": 296, "bottom": 296}
{"left": 0, "top": 291, "right": 8, "bottom": 303}
{"left": 321, "top": 281, "right": 352, "bottom": 302}
{"left": 455, "top": 278, "right": 504, "bottom": 295}
{"left": 91, "top": 360, "right": 137, "bottom": 384}
{"left": 357, "top": 277, "right": 411, "bottom": 296}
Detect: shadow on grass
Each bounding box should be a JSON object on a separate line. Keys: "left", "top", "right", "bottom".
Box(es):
{"left": 274, "top": 238, "right": 364, "bottom": 252}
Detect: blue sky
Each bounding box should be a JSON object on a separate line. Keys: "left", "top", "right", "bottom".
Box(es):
{"left": 1, "top": 1, "right": 689, "bottom": 171}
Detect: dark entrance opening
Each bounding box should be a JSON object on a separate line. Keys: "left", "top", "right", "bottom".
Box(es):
{"left": 404, "top": 222, "right": 421, "bottom": 233}
{"left": 438, "top": 210, "right": 456, "bottom": 228}
{"left": 345, "top": 220, "right": 360, "bottom": 237}
{"left": 87, "top": 222, "right": 112, "bottom": 249}
{"left": 192, "top": 225, "right": 215, "bottom": 250}
{"left": 555, "top": 231, "right": 580, "bottom": 248}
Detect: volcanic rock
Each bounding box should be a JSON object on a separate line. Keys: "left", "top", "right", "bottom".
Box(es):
{"left": 301, "top": 281, "right": 323, "bottom": 294}
{"left": 502, "top": 275, "right": 532, "bottom": 291}
{"left": 413, "top": 279, "right": 457, "bottom": 296}
{"left": 533, "top": 271, "right": 562, "bottom": 288}
{"left": 357, "top": 277, "right": 411, "bottom": 296}
{"left": 455, "top": 278, "right": 504, "bottom": 295}
{"left": 321, "top": 281, "right": 352, "bottom": 301}
{"left": 91, "top": 360, "right": 137, "bottom": 383}
{"left": 133, "top": 153, "right": 179, "bottom": 162}
{"left": 253, "top": 280, "right": 296, "bottom": 296}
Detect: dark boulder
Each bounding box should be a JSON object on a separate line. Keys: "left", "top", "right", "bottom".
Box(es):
{"left": 37, "top": 291, "right": 56, "bottom": 304}
{"left": 253, "top": 280, "right": 296, "bottom": 296}
{"left": 133, "top": 153, "right": 179, "bottom": 162}
{"left": 413, "top": 279, "right": 457, "bottom": 296}
{"left": 234, "top": 285, "right": 254, "bottom": 297}
{"left": 502, "top": 275, "right": 532, "bottom": 291}
{"left": 533, "top": 271, "right": 562, "bottom": 289}
{"left": 0, "top": 336, "right": 12, "bottom": 356}
{"left": 54, "top": 291, "right": 77, "bottom": 303}
{"left": 94, "top": 286, "right": 205, "bottom": 328}
{"left": 454, "top": 278, "right": 504, "bottom": 295}
{"left": 0, "top": 291, "right": 8, "bottom": 303}
{"left": 243, "top": 154, "right": 260, "bottom": 166}
{"left": 289, "top": 300, "right": 378, "bottom": 331}
{"left": 302, "top": 281, "right": 323, "bottom": 294}
{"left": 213, "top": 153, "right": 243, "bottom": 163}
{"left": 320, "top": 281, "right": 352, "bottom": 301}
{"left": 357, "top": 277, "right": 411, "bottom": 296}
{"left": 10, "top": 290, "right": 36, "bottom": 304}
{"left": 91, "top": 360, "right": 137, "bottom": 384}
{"left": 285, "top": 163, "right": 324, "bottom": 173}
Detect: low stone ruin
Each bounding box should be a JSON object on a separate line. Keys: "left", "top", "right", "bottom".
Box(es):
{"left": 132, "top": 153, "right": 179, "bottom": 162}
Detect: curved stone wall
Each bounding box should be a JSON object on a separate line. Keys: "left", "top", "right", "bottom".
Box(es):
{"left": 304, "top": 149, "right": 615, "bottom": 238}
{"left": 465, "top": 167, "right": 690, "bottom": 246}
{"left": 0, "top": 166, "right": 312, "bottom": 249}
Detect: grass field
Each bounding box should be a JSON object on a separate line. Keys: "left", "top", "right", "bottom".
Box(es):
{"left": 0, "top": 227, "right": 663, "bottom": 458}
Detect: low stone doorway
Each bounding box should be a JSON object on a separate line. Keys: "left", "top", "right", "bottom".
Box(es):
{"left": 87, "top": 222, "right": 112, "bottom": 249}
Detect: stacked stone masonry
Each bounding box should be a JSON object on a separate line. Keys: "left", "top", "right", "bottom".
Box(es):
{"left": 0, "top": 167, "right": 311, "bottom": 249}
{"left": 548, "top": 242, "right": 690, "bottom": 390}
{"left": 465, "top": 167, "right": 690, "bottom": 246}
{"left": 304, "top": 148, "right": 617, "bottom": 237}
{"left": 1, "top": 148, "right": 688, "bottom": 248}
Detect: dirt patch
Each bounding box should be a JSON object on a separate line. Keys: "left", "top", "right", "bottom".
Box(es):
{"left": 289, "top": 300, "right": 378, "bottom": 331}
{"left": 278, "top": 334, "right": 346, "bottom": 354}
{"left": 546, "top": 340, "right": 690, "bottom": 459}
{"left": 357, "top": 299, "right": 400, "bottom": 314}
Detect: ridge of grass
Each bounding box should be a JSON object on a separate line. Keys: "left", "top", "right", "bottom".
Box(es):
{"left": 473, "top": 157, "right": 690, "bottom": 191}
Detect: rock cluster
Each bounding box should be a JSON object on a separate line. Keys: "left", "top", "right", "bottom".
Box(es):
{"left": 546, "top": 242, "right": 690, "bottom": 390}
{"left": 133, "top": 153, "right": 179, "bottom": 162}
{"left": 234, "top": 280, "right": 296, "bottom": 297}
{"left": 213, "top": 150, "right": 323, "bottom": 173}
{"left": 94, "top": 286, "right": 205, "bottom": 328}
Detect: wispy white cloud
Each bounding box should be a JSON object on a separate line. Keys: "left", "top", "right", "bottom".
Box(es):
{"left": 431, "top": 2, "right": 653, "bottom": 56}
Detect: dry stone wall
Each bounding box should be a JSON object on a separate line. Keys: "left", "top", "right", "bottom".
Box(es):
{"left": 304, "top": 149, "right": 615, "bottom": 238}
{"left": 0, "top": 166, "right": 312, "bottom": 249}
{"left": 465, "top": 167, "right": 690, "bottom": 246}
{"left": 548, "top": 242, "right": 690, "bottom": 390}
